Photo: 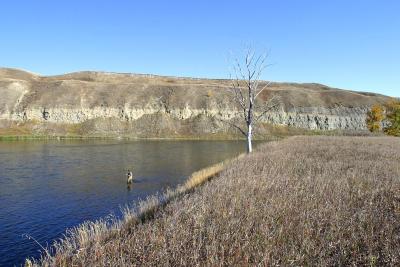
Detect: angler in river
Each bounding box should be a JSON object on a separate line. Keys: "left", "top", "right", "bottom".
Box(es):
{"left": 126, "top": 169, "right": 133, "bottom": 184}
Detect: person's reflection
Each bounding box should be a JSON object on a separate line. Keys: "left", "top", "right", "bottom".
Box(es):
{"left": 127, "top": 184, "right": 133, "bottom": 191}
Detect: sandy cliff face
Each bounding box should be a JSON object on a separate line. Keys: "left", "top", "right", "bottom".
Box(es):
{"left": 2, "top": 106, "right": 369, "bottom": 131}
{"left": 0, "top": 68, "right": 391, "bottom": 137}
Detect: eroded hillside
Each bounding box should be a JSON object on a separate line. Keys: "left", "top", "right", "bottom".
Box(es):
{"left": 0, "top": 68, "right": 391, "bottom": 137}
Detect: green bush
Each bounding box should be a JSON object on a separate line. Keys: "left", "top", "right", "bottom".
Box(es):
{"left": 384, "top": 100, "right": 400, "bottom": 136}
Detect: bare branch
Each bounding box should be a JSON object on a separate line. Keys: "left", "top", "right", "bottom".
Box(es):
{"left": 245, "top": 50, "right": 256, "bottom": 81}
{"left": 230, "top": 86, "right": 246, "bottom": 111}
{"left": 216, "top": 118, "right": 247, "bottom": 137}
{"left": 229, "top": 79, "right": 248, "bottom": 122}
{"left": 233, "top": 57, "right": 247, "bottom": 82}
{"left": 254, "top": 81, "right": 272, "bottom": 99}
{"left": 252, "top": 61, "right": 273, "bottom": 93}
{"left": 249, "top": 54, "right": 264, "bottom": 80}
{"left": 254, "top": 95, "right": 282, "bottom": 122}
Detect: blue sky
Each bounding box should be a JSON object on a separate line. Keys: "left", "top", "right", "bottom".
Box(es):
{"left": 0, "top": 0, "right": 399, "bottom": 97}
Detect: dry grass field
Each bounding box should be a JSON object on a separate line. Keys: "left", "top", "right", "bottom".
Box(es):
{"left": 29, "top": 136, "right": 400, "bottom": 266}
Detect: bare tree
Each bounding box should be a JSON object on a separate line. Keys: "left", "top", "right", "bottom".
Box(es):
{"left": 229, "top": 49, "right": 280, "bottom": 153}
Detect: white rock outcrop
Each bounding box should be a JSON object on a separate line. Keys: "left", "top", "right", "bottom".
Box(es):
{"left": 1, "top": 105, "right": 368, "bottom": 130}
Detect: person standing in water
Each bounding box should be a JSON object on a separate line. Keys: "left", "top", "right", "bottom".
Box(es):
{"left": 126, "top": 169, "right": 133, "bottom": 184}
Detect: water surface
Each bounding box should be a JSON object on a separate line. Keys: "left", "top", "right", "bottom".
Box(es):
{"left": 0, "top": 139, "right": 248, "bottom": 266}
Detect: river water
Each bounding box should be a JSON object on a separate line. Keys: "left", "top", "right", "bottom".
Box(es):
{"left": 0, "top": 139, "right": 248, "bottom": 266}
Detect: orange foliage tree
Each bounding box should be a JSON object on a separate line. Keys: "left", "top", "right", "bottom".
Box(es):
{"left": 366, "top": 104, "right": 384, "bottom": 132}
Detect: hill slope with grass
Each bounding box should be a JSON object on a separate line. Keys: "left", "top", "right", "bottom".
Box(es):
{"left": 29, "top": 136, "right": 400, "bottom": 266}
{"left": 0, "top": 68, "right": 392, "bottom": 138}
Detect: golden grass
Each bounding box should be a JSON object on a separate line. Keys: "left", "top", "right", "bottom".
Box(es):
{"left": 28, "top": 136, "right": 400, "bottom": 266}
{"left": 184, "top": 159, "right": 232, "bottom": 189}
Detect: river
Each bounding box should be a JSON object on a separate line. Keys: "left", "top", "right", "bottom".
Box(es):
{"left": 0, "top": 139, "right": 249, "bottom": 266}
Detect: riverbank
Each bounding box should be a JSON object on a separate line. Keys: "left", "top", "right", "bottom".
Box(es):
{"left": 27, "top": 136, "right": 400, "bottom": 266}
{"left": 0, "top": 122, "right": 297, "bottom": 141}
{"left": 0, "top": 127, "right": 375, "bottom": 141}
{"left": 0, "top": 135, "right": 271, "bottom": 141}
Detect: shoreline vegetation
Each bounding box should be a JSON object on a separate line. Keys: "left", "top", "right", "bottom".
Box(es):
{"left": 26, "top": 136, "right": 400, "bottom": 266}
{"left": 0, "top": 128, "right": 378, "bottom": 141}
{"left": 0, "top": 135, "right": 279, "bottom": 143}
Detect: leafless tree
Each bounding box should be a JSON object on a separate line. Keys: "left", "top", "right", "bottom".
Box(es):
{"left": 229, "top": 49, "right": 280, "bottom": 153}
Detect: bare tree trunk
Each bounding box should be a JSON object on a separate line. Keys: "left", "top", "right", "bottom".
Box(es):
{"left": 228, "top": 48, "right": 280, "bottom": 153}
{"left": 247, "top": 123, "right": 253, "bottom": 153}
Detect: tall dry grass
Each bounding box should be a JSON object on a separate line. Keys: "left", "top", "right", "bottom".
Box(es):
{"left": 25, "top": 153, "right": 232, "bottom": 267}
{"left": 28, "top": 136, "right": 400, "bottom": 266}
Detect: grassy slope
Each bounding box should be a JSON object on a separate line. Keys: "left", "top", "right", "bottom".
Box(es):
{"left": 31, "top": 136, "right": 400, "bottom": 266}
{"left": 1, "top": 68, "right": 391, "bottom": 112}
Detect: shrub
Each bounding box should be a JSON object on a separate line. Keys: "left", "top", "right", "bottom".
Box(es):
{"left": 366, "top": 103, "right": 384, "bottom": 132}
{"left": 384, "top": 99, "right": 400, "bottom": 136}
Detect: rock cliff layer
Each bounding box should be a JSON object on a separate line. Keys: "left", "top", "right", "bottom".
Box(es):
{"left": 0, "top": 68, "right": 391, "bottom": 137}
